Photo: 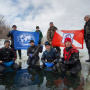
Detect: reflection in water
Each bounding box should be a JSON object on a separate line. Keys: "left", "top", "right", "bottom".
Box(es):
{"left": 0, "top": 68, "right": 17, "bottom": 90}
{"left": 0, "top": 62, "right": 89, "bottom": 90}
{"left": 27, "top": 66, "right": 44, "bottom": 87}
{"left": 11, "top": 66, "right": 44, "bottom": 90}
{"left": 54, "top": 75, "right": 84, "bottom": 90}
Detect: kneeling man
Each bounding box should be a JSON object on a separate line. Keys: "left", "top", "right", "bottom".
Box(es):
{"left": 60, "top": 37, "right": 81, "bottom": 76}
{"left": 0, "top": 40, "right": 20, "bottom": 74}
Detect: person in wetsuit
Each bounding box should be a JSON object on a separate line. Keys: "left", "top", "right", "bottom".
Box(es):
{"left": 60, "top": 37, "right": 81, "bottom": 76}
{"left": 0, "top": 40, "right": 20, "bottom": 74}
{"left": 27, "top": 40, "right": 43, "bottom": 66}
{"left": 41, "top": 41, "right": 60, "bottom": 72}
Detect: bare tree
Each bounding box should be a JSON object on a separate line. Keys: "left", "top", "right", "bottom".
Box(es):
{"left": 41, "top": 35, "right": 47, "bottom": 44}
{"left": 0, "top": 15, "right": 10, "bottom": 39}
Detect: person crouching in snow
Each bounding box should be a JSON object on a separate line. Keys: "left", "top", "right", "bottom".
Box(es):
{"left": 0, "top": 40, "right": 21, "bottom": 74}
{"left": 27, "top": 40, "right": 43, "bottom": 66}
{"left": 41, "top": 41, "right": 60, "bottom": 72}
{"left": 60, "top": 37, "right": 81, "bottom": 76}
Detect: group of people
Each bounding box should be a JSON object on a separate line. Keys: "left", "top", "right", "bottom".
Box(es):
{"left": 0, "top": 15, "right": 90, "bottom": 76}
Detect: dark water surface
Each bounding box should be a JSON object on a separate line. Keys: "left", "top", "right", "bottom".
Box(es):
{"left": 0, "top": 61, "right": 89, "bottom": 90}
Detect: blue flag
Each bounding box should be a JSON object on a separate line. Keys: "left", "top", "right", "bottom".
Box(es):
{"left": 13, "top": 31, "right": 39, "bottom": 49}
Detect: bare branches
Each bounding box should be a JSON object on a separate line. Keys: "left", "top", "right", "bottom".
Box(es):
{"left": 0, "top": 15, "right": 10, "bottom": 39}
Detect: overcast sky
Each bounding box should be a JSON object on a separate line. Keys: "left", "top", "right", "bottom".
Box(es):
{"left": 0, "top": 0, "right": 90, "bottom": 36}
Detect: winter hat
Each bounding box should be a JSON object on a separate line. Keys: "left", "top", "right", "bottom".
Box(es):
{"left": 12, "top": 25, "right": 17, "bottom": 28}
{"left": 45, "top": 41, "right": 51, "bottom": 46}
{"left": 64, "top": 37, "right": 72, "bottom": 44}
{"left": 50, "top": 22, "right": 53, "bottom": 24}
{"left": 84, "top": 15, "right": 90, "bottom": 19}
{"left": 4, "top": 40, "right": 10, "bottom": 44}
{"left": 36, "top": 26, "right": 39, "bottom": 29}
{"left": 30, "top": 40, "right": 34, "bottom": 43}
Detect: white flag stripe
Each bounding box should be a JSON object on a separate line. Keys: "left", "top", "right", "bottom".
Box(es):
{"left": 56, "top": 30, "right": 63, "bottom": 36}
{"left": 73, "top": 39, "right": 82, "bottom": 48}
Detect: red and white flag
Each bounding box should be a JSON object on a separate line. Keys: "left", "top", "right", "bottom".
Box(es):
{"left": 52, "top": 30, "right": 84, "bottom": 49}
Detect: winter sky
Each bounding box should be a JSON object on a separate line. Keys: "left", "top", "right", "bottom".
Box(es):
{"left": 0, "top": 0, "right": 90, "bottom": 36}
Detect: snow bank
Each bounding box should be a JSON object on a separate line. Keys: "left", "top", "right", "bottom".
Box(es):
{"left": 0, "top": 39, "right": 5, "bottom": 48}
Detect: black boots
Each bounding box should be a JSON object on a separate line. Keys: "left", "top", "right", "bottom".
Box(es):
{"left": 18, "top": 50, "right": 22, "bottom": 59}
{"left": 86, "top": 59, "right": 90, "bottom": 62}
{"left": 86, "top": 53, "right": 90, "bottom": 62}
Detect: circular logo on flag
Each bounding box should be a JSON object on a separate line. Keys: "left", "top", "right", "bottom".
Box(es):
{"left": 65, "top": 34, "right": 72, "bottom": 38}
{"left": 17, "top": 33, "right": 35, "bottom": 46}
{"left": 62, "top": 33, "right": 74, "bottom": 43}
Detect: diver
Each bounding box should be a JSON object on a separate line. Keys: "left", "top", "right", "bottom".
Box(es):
{"left": 27, "top": 40, "right": 43, "bottom": 66}
{"left": 41, "top": 41, "right": 60, "bottom": 72}
{"left": 0, "top": 40, "right": 21, "bottom": 74}
{"left": 60, "top": 37, "right": 81, "bottom": 76}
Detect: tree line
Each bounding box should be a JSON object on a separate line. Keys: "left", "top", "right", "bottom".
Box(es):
{"left": 0, "top": 15, "right": 10, "bottom": 39}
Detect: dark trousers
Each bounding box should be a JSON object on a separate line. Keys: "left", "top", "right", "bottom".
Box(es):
{"left": 53, "top": 46, "right": 61, "bottom": 54}
{"left": 0, "top": 63, "right": 20, "bottom": 74}
{"left": 27, "top": 56, "right": 39, "bottom": 66}
{"left": 85, "top": 40, "right": 90, "bottom": 54}
{"left": 52, "top": 63, "right": 58, "bottom": 71}
{"left": 60, "top": 63, "right": 81, "bottom": 76}
{"left": 10, "top": 45, "right": 21, "bottom": 59}
{"left": 15, "top": 50, "right": 21, "bottom": 59}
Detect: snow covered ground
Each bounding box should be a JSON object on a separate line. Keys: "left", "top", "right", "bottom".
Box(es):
{"left": 0, "top": 39, "right": 90, "bottom": 90}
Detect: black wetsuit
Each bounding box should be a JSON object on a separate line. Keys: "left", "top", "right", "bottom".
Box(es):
{"left": 27, "top": 45, "right": 42, "bottom": 65}
{"left": 0, "top": 47, "right": 20, "bottom": 73}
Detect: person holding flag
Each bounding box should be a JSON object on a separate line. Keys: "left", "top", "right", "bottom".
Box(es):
{"left": 47, "top": 22, "right": 61, "bottom": 54}
{"left": 60, "top": 37, "right": 81, "bottom": 76}
{"left": 84, "top": 15, "right": 90, "bottom": 62}
{"left": 35, "top": 26, "right": 43, "bottom": 44}
{"left": 7, "top": 25, "right": 22, "bottom": 59}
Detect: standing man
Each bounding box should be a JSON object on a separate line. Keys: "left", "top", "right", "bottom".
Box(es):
{"left": 35, "top": 26, "right": 43, "bottom": 44}
{"left": 47, "top": 22, "right": 61, "bottom": 54}
{"left": 7, "top": 25, "right": 22, "bottom": 59}
{"left": 84, "top": 15, "right": 90, "bottom": 62}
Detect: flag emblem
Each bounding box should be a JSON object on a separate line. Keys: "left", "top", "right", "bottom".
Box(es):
{"left": 62, "top": 33, "right": 74, "bottom": 43}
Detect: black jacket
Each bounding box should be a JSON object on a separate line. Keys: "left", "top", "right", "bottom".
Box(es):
{"left": 7, "top": 30, "right": 17, "bottom": 48}
{"left": 27, "top": 45, "right": 42, "bottom": 57}
{"left": 84, "top": 19, "right": 90, "bottom": 40}
{"left": 0, "top": 47, "right": 15, "bottom": 62}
